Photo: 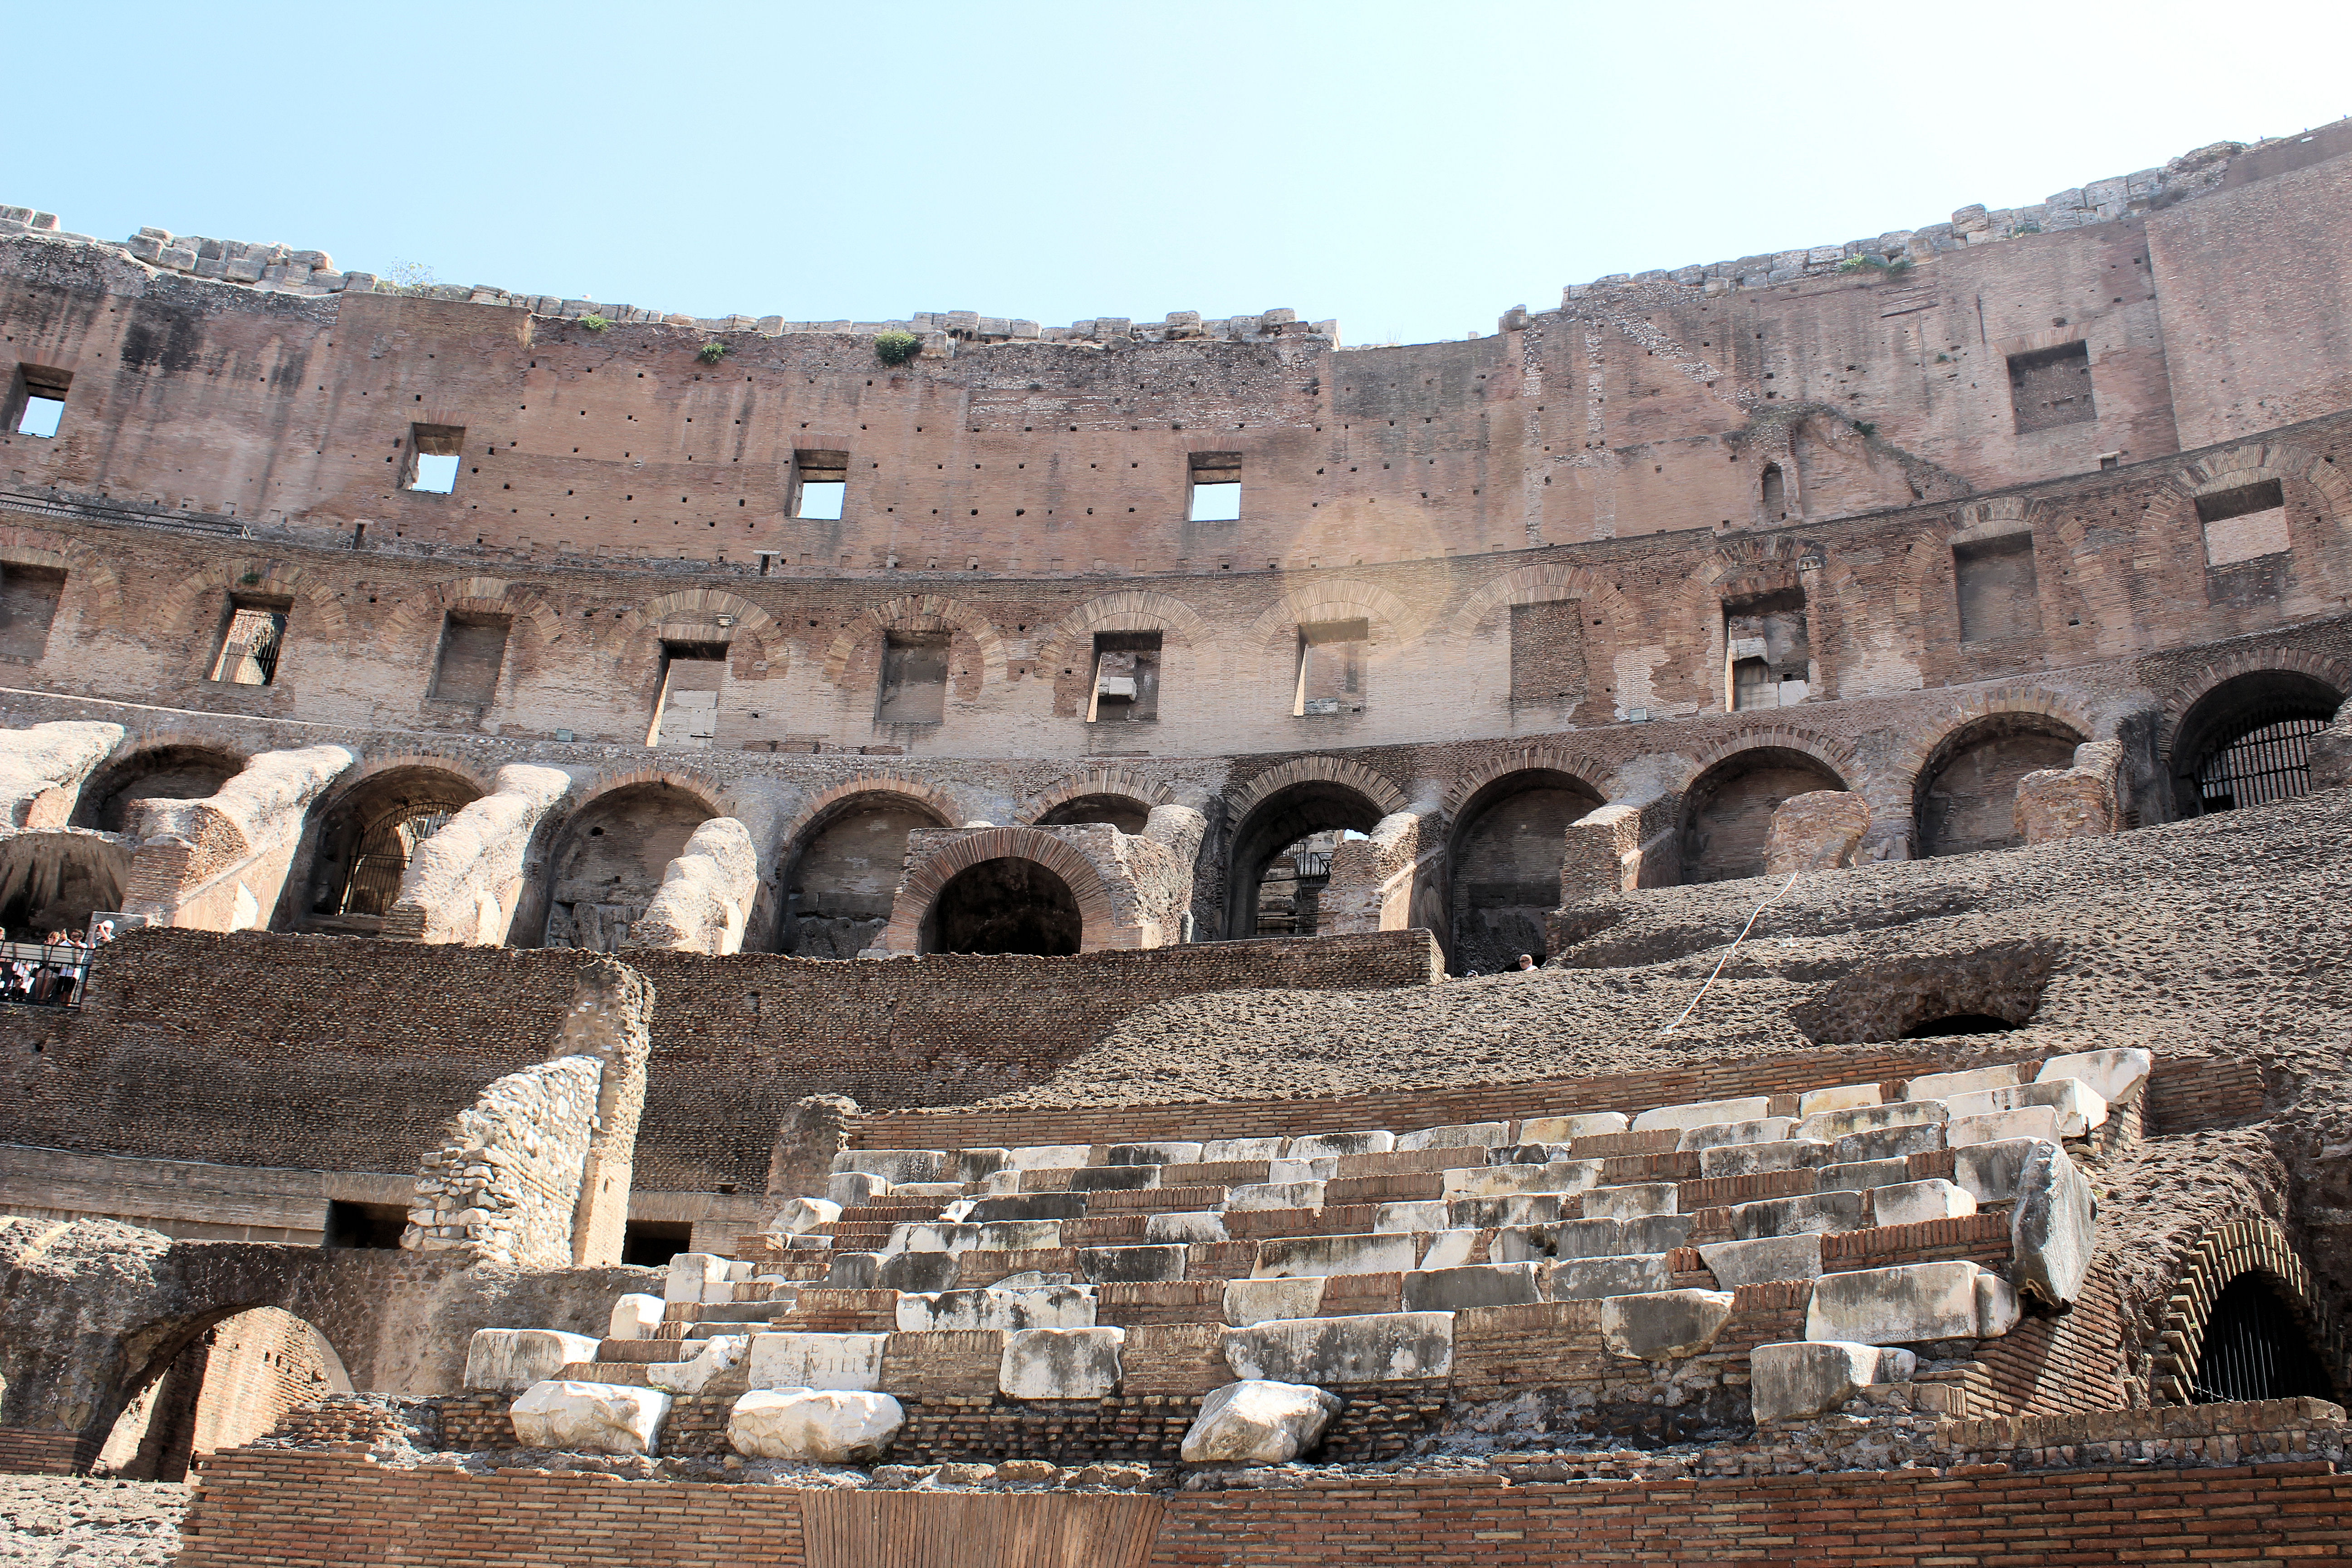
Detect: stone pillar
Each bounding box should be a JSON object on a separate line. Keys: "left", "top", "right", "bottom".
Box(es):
{"left": 626, "top": 816, "right": 760, "bottom": 955}
{"left": 0, "top": 721, "right": 123, "bottom": 829}
{"left": 765, "top": 1094, "right": 860, "bottom": 1202}
{"left": 563, "top": 956, "right": 655, "bottom": 1269}
{"left": 1322, "top": 801, "right": 1446, "bottom": 941}
{"left": 2303, "top": 699, "right": 2352, "bottom": 792}
{"left": 382, "top": 764, "right": 573, "bottom": 944}
{"left": 2015, "top": 740, "right": 2123, "bottom": 845}
{"left": 121, "top": 745, "right": 358, "bottom": 931}
{"left": 1764, "top": 790, "right": 1872, "bottom": 875}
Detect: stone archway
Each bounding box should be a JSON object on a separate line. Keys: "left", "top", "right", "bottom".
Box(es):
{"left": 1678, "top": 745, "right": 1848, "bottom": 884}
{"left": 69, "top": 743, "right": 245, "bottom": 834}
{"left": 918, "top": 857, "right": 1084, "bottom": 956}
{"left": 292, "top": 764, "right": 488, "bottom": 937}
{"left": 1446, "top": 766, "right": 1606, "bottom": 971}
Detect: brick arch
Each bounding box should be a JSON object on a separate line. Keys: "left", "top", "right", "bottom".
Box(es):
{"left": 878, "top": 826, "right": 1117, "bottom": 955}
{"left": 1443, "top": 562, "right": 1637, "bottom": 639}
{"left": 2177, "top": 437, "right": 2352, "bottom": 516}
{"left": 776, "top": 774, "right": 964, "bottom": 854}
{"left": 821, "top": 594, "right": 1006, "bottom": 688}
{"left": 320, "top": 749, "right": 499, "bottom": 804}
{"left": 1242, "top": 578, "right": 1423, "bottom": 662}
{"left": 1439, "top": 745, "right": 1619, "bottom": 819}
{"left": 612, "top": 587, "right": 783, "bottom": 682}
{"left": 1018, "top": 767, "right": 1175, "bottom": 825}
{"left": 564, "top": 766, "right": 731, "bottom": 824}
{"left": 1673, "top": 724, "right": 1887, "bottom": 818}
{"left": 1033, "top": 589, "right": 1216, "bottom": 669}
{"left": 377, "top": 576, "right": 567, "bottom": 649}
{"left": 154, "top": 559, "right": 353, "bottom": 681}
{"left": 1225, "top": 755, "right": 1411, "bottom": 824}
{"left": 0, "top": 521, "right": 124, "bottom": 627}
{"left": 2156, "top": 646, "right": 2352, "bottom": 754}
{"left": 1882, "top": 688, "right": 2100, "bottom": 803}
{"left": 2144, "top": 1215, "right": 2344, "bottom": 1406}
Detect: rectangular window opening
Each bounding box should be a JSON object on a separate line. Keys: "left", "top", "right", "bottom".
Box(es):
{"left": 2198, "top": 478, "right": 2290, "bottom": 567}
{"left": 2007, "top": 341, "right": 2096, "bottom": 434}
{"left": 429, "top": 612, "right": 511, "bottom": 705}
{"left": 1509, "top": 600, "right": 1588, "bottom": 711}
{"left": 403, "top": 423, "right": 466, "bottom": 495}
{"left": 621, "top": 1220, "right": 693, "bottom": 1268}
{"left": 877, "top": 631, "right": 950, "bottom": 725}
{"left": 648, "top": 640, "right": 728, "bottom": 749}
{"left": 211, "top": 598, "right": 290, "bottom": 686}
{"left": 1188, "top": 453, "right": 1243, "bottom": 523}
{"left": 1294, "top": 618, "right": 1369, "bottom": 717}
{"left": 795, "top": 449, "right": 849, "bottom": 520}
{"left": 1724, "top": 588, "right": 1808, "bottom": 711}
{"left": 321, "top": 1200, "right": 408, "bottom": 1250}
{"left": 10, "top": 365, "right": 69, "bottom": 440}
{"left": 1953, "top": 532, "right": 2043, "bottom": 644}
{"left": 0, "top": 565, "right": 66, "bottom": 664}
{"left": 1090, "top": 631, "right": 1162, "bottom": 722}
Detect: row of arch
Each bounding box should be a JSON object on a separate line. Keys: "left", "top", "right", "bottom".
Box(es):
{"left": 18, "top": 660, "right": 2341, "bottom": 954}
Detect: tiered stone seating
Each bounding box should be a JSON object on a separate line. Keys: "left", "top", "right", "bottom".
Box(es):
{"left": 463, "top": 1047, "right": 2150, "bottom": 1462}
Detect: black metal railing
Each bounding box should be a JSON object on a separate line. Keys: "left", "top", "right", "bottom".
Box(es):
{"left": 0, "top": 936, "right": 99, "bottom": 1009}
{"left": 2196, "top": 708, "right": 2329, "bottom": 812}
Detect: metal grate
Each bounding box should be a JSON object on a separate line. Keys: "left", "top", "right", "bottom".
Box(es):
{"left": 2190, "top": 1276, "right": 2336, "bottom": 1404}
{"left": 339, "top": 809, "right": 454, "bottom": 916}
{"left": 2195, "top": 707, "right": 2329, "bottom": 812}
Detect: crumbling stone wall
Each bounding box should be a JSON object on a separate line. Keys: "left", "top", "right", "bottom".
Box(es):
{"left": 401, "top": 1056, "right": 602, "bottom": 1267}
{"left": 383, "top": 763, "right": 574, "bottom": 944}
{"left": 120, "top": 744, "right": 355, "bottom": 931}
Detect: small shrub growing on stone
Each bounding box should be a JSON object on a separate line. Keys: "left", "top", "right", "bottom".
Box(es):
{"left": 874, "top": 330, "right": 921, "bottom": 366}
{"left": 579, "top": 314, "right": 610, "bottom": 333}
{"left": 697, "top": 341, "right": 729, "bottom": 363}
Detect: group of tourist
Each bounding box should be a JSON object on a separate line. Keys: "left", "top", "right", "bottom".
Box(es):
{"left": 0, "top": 919, "right": 114, "bottom": 1006}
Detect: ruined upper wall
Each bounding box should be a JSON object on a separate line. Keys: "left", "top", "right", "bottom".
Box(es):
{"left": 5, "top": 123, "right": 2352, "bottom": 575}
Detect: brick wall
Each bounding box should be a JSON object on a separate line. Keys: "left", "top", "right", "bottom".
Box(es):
{"left": 0, "top": 927, "right": 1438, "bottom": 1192}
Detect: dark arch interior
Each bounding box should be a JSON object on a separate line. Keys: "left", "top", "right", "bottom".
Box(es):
{"left": 1915, "top": 718, "right": 2085, "bottom": 858}
{"left": 69, "top": 745, "right": 244, "bottom": 833}
{"left": 299, "top": 768, "right": 484, "bottom": 936}
{"left": 1035, "top": 794, "right": 1152, "bottom": 833}
{"left": 94, "top": 1304, "right": 352, "bottom": 1481}
{"left": 2171, "top": 671, "right": 2343, "bottom": 818}
{"left": 2191, "top": 1274, "right": 2337, "bottom": 1404}
{"left": 920, "top": 856, "right": 1082, "bottom": 956}
{"left": 1678, "top": 748, "right": 1846, "bottom": 884}
{"left": 544, "top": 783, "right": 715, "bottom": 952}
{"left": 1226, "top": 781, "right": 1385, "bottom": 938}
{"left": 780, "top": 794, "right": 951, "bottom": 957}
{"left": 1901, "top": 1012, "right": 2019, "bottom": 1039}
{"left": 1450, "top": 769, "right": 1606, "bottom": 972}
{"left": 0, "top": 835, "right": 126, "bottom": 936}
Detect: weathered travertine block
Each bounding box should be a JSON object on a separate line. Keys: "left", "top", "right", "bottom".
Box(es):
{"left": 1145, "top": 1210, "right": 1229, "bottom": 1244}
{"left": 386, "top": 764, "right": 573, "bottom": 944}
{"left": 767, "top": 1196, "right": 841, "bottom": 1235}
{"left": 1600, "top": 1289, "right": 1735, "bottom": 1359}
{"left": 1818, "top": 1157, "right": 1912, "bottom": 1192}
{"left": 1223, "top": 1275, "right": 1326, "bottom": 1326}
{"left": 0, "top": 721, "right": 124, "bottom": 828}
{"left": 1951, "top": 1137, "right": 2053, "bottom": 1203}
{"left": 833, "top": 1149, "right": 948, "bottom": 1185}
{"left": 1416, "top": 1230, "right": 1477, "bottom": 1269}
{"left": 1003, "top": 1144, "right": 1093, "bottom": 1170}
{"left": 1631, "top": 1097, "right": 1770, "bottom": 1134}
{"left": 1749, "top": 1341, "right": 1919, "bottom": 1423}
{"left": 1582, "top": 1183, "right": 1678, "bottom": 1220}
{"left": 1732, "top": 1191, "right": 1867, "bottom": 1239}
{"left": 1401, "top": 1262, "right": 1540, "bottom": 1312}
{"left": 625, "top": 815, "right": 759, "bottom": 955}
{"left": 1676, "top": 1117, "right": 1798, "bottom": 1153}
{"left": 1079, "top": 1245, "right": 1189, "bottom": 1284}
{"left": 1442, "top": 1159, "right": 1603, "bottom": 1199}
{"left": 1223, "top": 1312, "right": 1455, "bottom": 1384}
{"left": 1252, "top": 1233, "right": 1416, "bottom": 1279}
{"left": 510, "top": 1380, "right": 671, "bottom": 1455}
{"left": 1180, "top": 1380, "right": 1342, "bottom": 1464}
{"left": 968, "top": 1192, "right": 1083, "bottom": 1224}
{"left": 1201, "top": 1137, "right": 1285, "bottom": 1163}
{"left": 1944, "top": 1079, "right": 2108, "bottom": 1137}
{"left": 1804, "top": 1260, "right": 2021, "bottom": 1343}
{"left": 1796, "top": 1083, "right": 1883, "bottom": 1117}
{"left": 1266, "top": 1157, "right": 1337, "bottom": 1184}
{"left": 1548, "top": 1254, "right": 1673, "bottom": 1300}
{"left": 1396, "top": 1121, "right": 1509, "bottom": 1152}
{"left": 748, "top": 1332, "right": 889, "bottom": 1392}
{"left": 828, "top": 1172, "right": 892, "bottom": 1206}
{"left": 1948, "top": 1106, "right": 2063, "bottom": 1147}
{"left": 728, "top": 1389, "right": 902, "bottom": 1462}
{"left": 1448, "top": 1194, "right": 1572, "bottom": 1230}
{"left": 608, "top": 1294, "right": 665, "bottom": 1341}
{"left": 2010, "top": 1141, "right": 2096, "bottom": 1307}
{"left": 1518, "top": 1112, "right": 1630, "bottom": 1142}
{"left": 896, "top": 1286, "right": 1096, "bottom": 1333}
{"left": 1374, "top": 1200, "right": 1450, "bottom": 1233}
{"left": 1870, "top": 1179, "right": 1978, "bottom": 1227}
{"left": 1797, "top": 1099, "right": 1947, "bottom": 1143}
{"left": 647, "top": 1334, "right": 749, "bottom": 1394}
{"left": 463, "top": 1329, "right": 603, "bottom": 1393}
{"left": 1764, "top": 790, "right": 1872, "bottom": 874}
{"left": 1904, "top": 1063, "right": 2032, "bottom": 1101}
{"left": 1830, "top": 1123, "right": 1945, "bottom": 1164}
{"left": 999, "top": 1326, "right": 1125, "bottom": 1398}
{"left": 665, "top": 1252, "right": 731, "bottom": 1305}
{"left": 1698, "top": 1234, "right": 1823, "bottom": 1287}
{"left": 2037, "top": 1048, "right": 2154, "bottom": 1107}
{"left": 1225, "top": 1181, "right": 1327, "bottom": 1211}
{"left": 2015, "top": 742, "right": 2119, "bottom": 844}
{"left": 1285, "top": 1131, "right": 1394, "bottom": 1159}
{"left": 1700, "top": 1138, "right": 1832, "bottom": 1178}
{"left": 125, "top": 744, "right": 359, "bottom": 931}
{"left": 1107, "top": 1140, "right": 1201, "bottom": 1166}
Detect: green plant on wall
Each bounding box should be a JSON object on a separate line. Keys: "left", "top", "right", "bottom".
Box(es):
{"left": 1838, "top": 254, "right": 1914, "bottom": 278}
{"left": 579, "top": 314, "right": 610, "bottom": 333}
{"left": 697, "top": 341, "right": 729, "bottom": 363}
{"left": 874, "top": 330, "right": 921, "bottom": 367}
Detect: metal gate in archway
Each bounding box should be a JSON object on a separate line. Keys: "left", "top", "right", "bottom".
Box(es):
{"left": 2194, "top": 709, "right": 2329, "bottom": 813}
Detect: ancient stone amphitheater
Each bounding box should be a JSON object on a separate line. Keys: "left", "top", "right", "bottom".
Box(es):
{"left": 0, "top": 120, "right": 2347, "bottom": 1566}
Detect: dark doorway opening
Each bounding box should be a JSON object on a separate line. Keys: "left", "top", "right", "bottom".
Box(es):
{"left": 2191, "top": 1275, "right": 2337, "bottom": 1403}
{"left": 621, "top": 1220, "right": 693, "bottom": 1268}
{"left": 322, "top": 1200, "right": 408, "bottom": 1250}
{"left": 921, "top": 857, "right": 1083, "bottom": 956}
{"left": 1901, "top": 1013, "right": 2019, "bottom": 1039}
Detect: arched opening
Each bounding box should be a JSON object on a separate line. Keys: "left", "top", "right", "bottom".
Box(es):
{"left": 2190, "top": 1274, "right": 2338, "bottom": 1404}
{"left": 0, "top": 832, "right": 128, "bottom": 939}
{"left": 297, "top": 767, "right": 484, "bottom": 936}
{"left": 1901, "top": 1013, "right": 2018, "bottom": 1038}
{"left": 1449, "top": 769, "right": 1606, "bottom": 973}
{"left": 2170, "top": 670, "right": 2342, "bottom": 818}
{"left": 545, "top": 782, "right": 716, "bottom": 952}
{"left": 1915, "top": 716, "right": 2086, "bottom": 858}
{"left": 69, "top": 745, "right": 244, "bottom": 833}
{"left": 1678, "top": 748, "right": 1846, "bottom": 884}
{"left": 94, "top": 1306, "right": 351, "bottom": 1481}
{"left": 1225, "top": 780, "right": 1386, "bottom": 939}
{"left": 781, "top": 793, "right": 952, "bottom": 957}
{"left": 1760, "top": 463, "right": 1787, "bottom": 519}
{"left": 917, "top": 857, "right": 1082, "bottom": 956}
{"left": 1035, "top": 793, "right": 1152, "bottom": 833}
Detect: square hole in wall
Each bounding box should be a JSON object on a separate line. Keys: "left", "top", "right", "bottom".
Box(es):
{"left": 650, "top": 640, "right": 728, "bottom": 749}
{"left": 1294, "top": 619, "right": 1368, "bottom": 716}
{"left": 210, "top": 597, "right": 290, "bottom": 686}
{"left": 1954, "top": 532, "right": 2043, "bottom": 643}
{"left": 2007, "top": 341, "right": 2095, "bottom": 434}
{"left": 429, "top": 612, "right": 511, "bottom": 705}
{"left": 795, "top": 449, "right": 849, "bottom": 520}
{"left": 620, "top": 1220, "right": 693, "bottom": 1267}
{"left": 10, "top": 366, "right": 69, "bottom": 439}
{"left": 1090, "top": 631, "right": 1161, "bottom": 722}
{"left": 404, "top": 423, "right": 466, "bottom": 494}
{"left": 0, "top": 565, "right": 66, "bottom": 664}
{"left": 321, "top": 1200, "right": 408, "bottom": 1250}
{"left": 878, "top": 631, "right": 949, "bottom": 724}
{"left": 2196, "top": 479, "right": 2291, "bottom": 567}
{"left": 1188, "top": 452, "right": 1242, "bottom": 522}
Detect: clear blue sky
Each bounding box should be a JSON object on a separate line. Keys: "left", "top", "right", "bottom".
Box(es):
{"left": 10, "top": 1, "right": 2351, "bottom": 346}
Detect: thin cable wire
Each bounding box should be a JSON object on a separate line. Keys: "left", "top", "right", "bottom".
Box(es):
{"left": 1656, "top": 872, "right": 1801, "bottom": 1036}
